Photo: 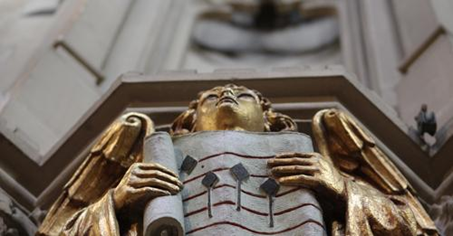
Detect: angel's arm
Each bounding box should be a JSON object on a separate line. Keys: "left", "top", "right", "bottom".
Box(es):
{"left": 268, "top": 109, "right": 438, "bottom": 235}
{"left": 59, "top": 162, "right": 182, "bottom": 236}
{"left": 268, "top": 152, "right": 418, "bottom": 235}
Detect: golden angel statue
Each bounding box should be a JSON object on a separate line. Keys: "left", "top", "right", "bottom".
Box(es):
{"left": 37, "top": 84, "right": 438, "bottom": 236}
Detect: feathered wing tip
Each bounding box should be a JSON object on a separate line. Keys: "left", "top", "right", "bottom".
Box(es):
{"left": 312, "top": 108, "right": 438, "bottom": 235}
{"left": 38, "top": 112, "right": 154, "bottom": 236}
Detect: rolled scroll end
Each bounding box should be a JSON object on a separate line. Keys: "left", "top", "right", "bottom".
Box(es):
{"left": 143, "top": 195, "right": 184, "bottom": 236}
{"left": 143, "top": 132, "right": 185, "bottom": 236}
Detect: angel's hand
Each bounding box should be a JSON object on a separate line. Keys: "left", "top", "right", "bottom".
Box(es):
{"left": 113, "top": 162, "right": 183, "bottom": 212}
{"left": 268, "top": 152, "right": 346, "bottom": 200}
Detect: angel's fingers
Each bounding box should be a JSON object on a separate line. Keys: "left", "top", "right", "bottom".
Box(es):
{"left": 134, "top": 187, "right": 171, "bottom": 199}
{"left": 131, "top": 178, "right": 181, "bottom": 194}
{"left": 284, "top": 120, "right": 293, "bottom": 128}
{"left": 277, "top": 175, "right": 317, "bottom": 187}
{"left": 271, "top": 166, "right": 318, "bottom": 176}
{"left": 134, "top": 169, "right": 183, "bottom": 188}
{"left": 267, "top": 158, "right": 314, "bottom": 167}
{"left": 137, "top": 163, "right": 178, "bottom": 177}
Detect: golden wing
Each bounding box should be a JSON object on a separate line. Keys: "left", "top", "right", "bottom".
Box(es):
{"left": 311, "top": 109, "right": 437, "bottom": 235}
{"left": 37, "top": 112, "right": 154, "bottom": 236}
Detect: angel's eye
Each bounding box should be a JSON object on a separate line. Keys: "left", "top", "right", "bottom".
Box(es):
{"left": 238, "top": 93, "right": 255, "bottom": 100}
{"left": 205, "top": 94, "right": 218, "bottom": 101}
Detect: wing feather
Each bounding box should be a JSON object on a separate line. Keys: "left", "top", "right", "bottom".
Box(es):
{"left": 312, "top": 109, "right": 407, "bottom": 193}
{"left": 37, "top": 112, "right": 153, "bottom": 236}
{"left": 312, "top": 109, "right": 437, "bottom": 234}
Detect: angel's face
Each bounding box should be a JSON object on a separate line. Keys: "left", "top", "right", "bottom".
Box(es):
{"left": 195, "top": 85, "right": 265, "bottom": 132}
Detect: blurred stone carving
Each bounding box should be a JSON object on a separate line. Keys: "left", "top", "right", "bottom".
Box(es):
{"left": 430, "top": 195, "right": 453, "bottom": 235}
{"left": 411, "top": 104, "right": 437, "bottom": 150}
{"left": 0, "top": 189, "right": 37, "bottom": 236}
{"left": 415, "top": 104, "right": 437, "bottom": 138}
{"left": 186, "top": 0, "right": 340, "bottom": 70}
{"left": 193, "top": 0, "right": 338, "bottom": 54}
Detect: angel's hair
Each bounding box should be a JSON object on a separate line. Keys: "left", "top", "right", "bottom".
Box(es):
{"left": 170, "top": 84, "right": 297, "bottom": 135}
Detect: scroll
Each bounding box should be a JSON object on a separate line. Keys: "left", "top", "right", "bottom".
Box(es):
{"left": 143, "top": 131, "right": 325, "bottom": 236}
{"left": 143, "top": 132, "right": 184, "bottom": 236}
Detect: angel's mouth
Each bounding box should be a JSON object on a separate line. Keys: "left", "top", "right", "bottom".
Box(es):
{"left": 216, "top": 97, "right": 239, "bottom": 106}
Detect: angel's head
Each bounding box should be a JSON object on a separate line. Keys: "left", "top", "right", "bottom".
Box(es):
{"left": 171, "top": 84, "right": 297, "bottom": 135}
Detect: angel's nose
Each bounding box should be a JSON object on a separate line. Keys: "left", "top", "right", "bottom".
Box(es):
{"left": 221, "top": 88, "right": 234, "bottom": 97}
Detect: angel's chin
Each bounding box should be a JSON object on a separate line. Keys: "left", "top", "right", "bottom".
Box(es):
{"left": 217, "top": 103, "right": 240, "bottom": 114}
